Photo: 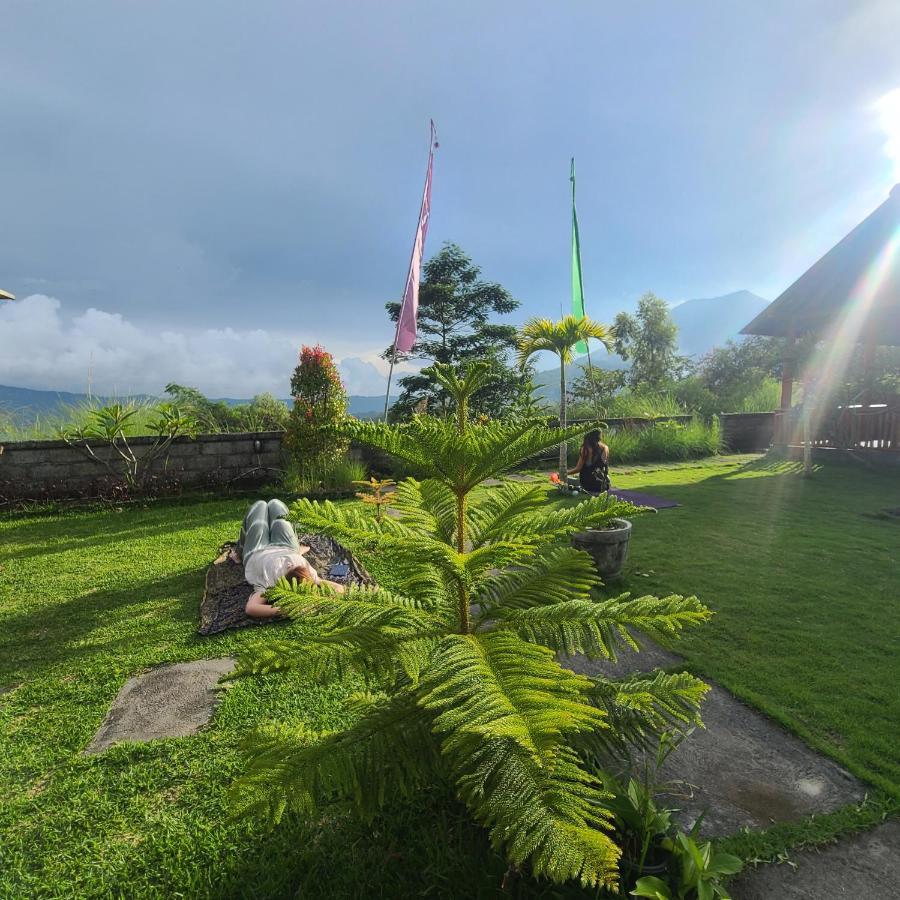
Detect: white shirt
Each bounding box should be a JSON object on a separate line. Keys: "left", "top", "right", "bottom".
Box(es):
{"left": 243, "top": 546, "right": 320, "bottom": 592}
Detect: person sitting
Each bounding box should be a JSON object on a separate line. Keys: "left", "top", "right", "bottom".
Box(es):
{"left": 234, "top": 498, "right": 344, "bottom": 619}
{"left": 568, "top": 429, "right": 610, "bottom": 494}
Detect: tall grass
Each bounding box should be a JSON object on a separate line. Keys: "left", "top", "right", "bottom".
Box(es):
{"left": 566, "top": 417, "right": 721, "bottom": 465}
{"left": 0, "top": 398, "right": 162, "bottom": 441}
{"left": 735, "top": 378, "right": 780, "bottom": 413}
{"left": 570, "top": 390, "right": 686, "bottom": 421}
{"left": 282, "top": 456, "right": 368, "bottom": 497}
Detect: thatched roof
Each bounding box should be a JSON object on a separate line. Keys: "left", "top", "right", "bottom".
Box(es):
{"left": 742, "top": 184, "right": 900, "bottom": 346}
{"left": 0, "top": 289, "right": 15, "bottom": 301}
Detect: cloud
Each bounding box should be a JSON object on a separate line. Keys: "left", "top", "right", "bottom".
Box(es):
{"left": 338, "top": 356, "right": 390, "bottom": 395}
{"left": 0, "top": 295, "right": 407, "bottom": 398}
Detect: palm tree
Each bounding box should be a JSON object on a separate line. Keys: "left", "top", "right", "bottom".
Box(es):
{"left": 516, "top": 315, "right": 611, "bottom": 480}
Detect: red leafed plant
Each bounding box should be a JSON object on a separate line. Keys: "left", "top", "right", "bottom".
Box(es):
{"left": 284, "top": 345, "right": 349, "bottom": 468}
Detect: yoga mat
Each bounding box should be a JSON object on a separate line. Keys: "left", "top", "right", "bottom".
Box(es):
{"left": 609, "top": 488, "right": 679, "bottom": 509}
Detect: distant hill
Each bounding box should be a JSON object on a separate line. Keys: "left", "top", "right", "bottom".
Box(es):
{"left": 534, "top": 290, "right": 770, "bottom": 400}
{"left": 0, "top": 384, "right": 394, "bottom": 426}
{"left": 669, "top": 290, "right": 769, "bottom": 358}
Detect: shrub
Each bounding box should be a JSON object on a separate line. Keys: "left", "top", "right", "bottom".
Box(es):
{"left": 230, "top": 362, "right": 711, "bottom": 893}
{"left": 282, "top": 456, "right": 367, "bottom": 497}
{"left": 284, "top": 345, "right": 349, "bottom": 468}
{"left": 602, "top": 418, "right": 720, "bottom": 465}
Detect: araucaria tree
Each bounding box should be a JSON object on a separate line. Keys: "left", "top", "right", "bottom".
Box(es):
{"left": 231, "top": 363, "right": 711, "bottom": 892}
{"left": 284, "top": 344, "right": 348, "bottom": 467}
{"left": 517, "top": 315, "right": 612, "bottom": 480}
{"left": 385, "top": 243, "right": 533, "bottom": 420}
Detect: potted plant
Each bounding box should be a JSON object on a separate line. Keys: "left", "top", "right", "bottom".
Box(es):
{"left": 571, "top": 511, "right": 636, "bottom": 579}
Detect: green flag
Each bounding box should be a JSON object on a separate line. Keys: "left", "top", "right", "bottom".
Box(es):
{"left": 570, "top": 158, "right": 588, "bottom": 353}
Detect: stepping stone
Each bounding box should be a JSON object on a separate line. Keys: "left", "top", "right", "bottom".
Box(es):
{"left": 84, "top": 658, "right": 235, "bottom": 754}
{"left": 567, "top": 642, "right": 865, "bottom": 836}
{"left": 731, "top": 820, "right": 900, "bottom": 899}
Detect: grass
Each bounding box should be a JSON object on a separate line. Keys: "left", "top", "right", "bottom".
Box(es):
{"left": 589, "top": 453, "right": 900, "bottom": 797}
{"left": 1, "top": 455, "right": 898, "bottom": 896}
{"left": 601, "top": 417, "right": 720, "bottom": 463}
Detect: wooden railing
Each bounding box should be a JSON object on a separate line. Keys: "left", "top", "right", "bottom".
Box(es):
{"left": 776, "top": 404, "right": 899, "bottom": 451}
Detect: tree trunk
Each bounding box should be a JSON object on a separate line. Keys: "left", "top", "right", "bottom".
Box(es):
{"left": 559, "top": 358, "right": 567, "bottom": 480}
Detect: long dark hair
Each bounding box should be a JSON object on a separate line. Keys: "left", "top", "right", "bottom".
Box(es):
{"left": 581, "top": 429, "right": 603, "bottom": 462}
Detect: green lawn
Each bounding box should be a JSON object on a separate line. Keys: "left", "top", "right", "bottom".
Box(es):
{"left": 0, "top": 455, "right": 897, "bottom": 897}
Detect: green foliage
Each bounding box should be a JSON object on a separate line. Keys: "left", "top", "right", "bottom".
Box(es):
{"left": 59, "top": 400, "right": 198, "bottom": 490}
{"left": 385, "top": 243, "right": 531, "bottom": 421}
{"left": 2, "top": 460, "right": 898, "bottom": 896}
{"left": 613, "top": 294, "right": 689, "bottom": 391}
{"left": 232, "top": 360, "right": 711, "bottom": 892}
{"left": 164, "top": 383, "right": 290, "bottom": 432}
{"left": 596, "top": 419, "right": 720, "bottom": 465}
{"left": 631, "top": 832, "right": 742, "bottom": 899}
{"left": 282, "top": 456, "right": 366, "bottom": 497}
{"left": 284, "top": 344, "right": 349, "bottom": 470}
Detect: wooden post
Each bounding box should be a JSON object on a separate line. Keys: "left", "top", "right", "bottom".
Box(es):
{"left": 776, "top": 339, "right": 796, "bottom": 450}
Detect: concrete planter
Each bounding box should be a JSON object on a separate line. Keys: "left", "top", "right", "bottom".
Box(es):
{"left": 571, "top": 518, "right": 633, "bottom": 580}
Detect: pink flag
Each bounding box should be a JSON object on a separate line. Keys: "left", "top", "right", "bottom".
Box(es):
{"left": 394, "top": 121, "right": 437, "bottom": 353}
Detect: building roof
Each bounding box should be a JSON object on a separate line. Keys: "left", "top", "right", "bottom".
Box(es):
{"left": 741, "top": 184, "right": 900, "bottom": 346}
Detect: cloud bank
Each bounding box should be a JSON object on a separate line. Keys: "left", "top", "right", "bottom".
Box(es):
{"left": 0, "top": 295, "right": 402, "bottom": 398}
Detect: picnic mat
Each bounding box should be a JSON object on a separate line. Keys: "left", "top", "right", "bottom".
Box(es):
{"left": 609, "top": 488, "right": 680, "bottom": 509}
{"left": 198, "top": 534, "right": 374, "bottom": 636}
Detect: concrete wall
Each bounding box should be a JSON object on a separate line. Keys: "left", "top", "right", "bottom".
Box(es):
{"left": 0, "top": 431, "right": 285, "bottom": 501}
{"left": 719, "top": 412, "right": 775, "bottom": 453}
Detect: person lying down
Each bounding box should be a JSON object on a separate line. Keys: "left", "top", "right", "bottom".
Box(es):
{"left": 233, "top": 498, "right": 345, "bottom": 619}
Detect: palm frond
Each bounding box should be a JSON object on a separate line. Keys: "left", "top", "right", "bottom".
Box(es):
{"left": 516, "top": 315, "right": 612, "bottom": 367}
{"left": 230, "top": 690, "right": 439, "bottom": 823}
{"left": 342, "top": 417, "right": 596, "bottom": 492}
{"left": 418, "top": 631, "right": 620, "bottom": 888}
{"left": 484, "top": 494, "right": 646, "bottom": 544}
{"left": 588, "top": 671, "right": 709, "bottom": 734}
{"left": 588, "top": 593, "right": 712, "bottom": 652}
{"left": 474, "top": 546, "right": 600, "bottom": 619}
{"left": 467, "top": 482, "right": 548, "bottom": 548}
{"left": 392, "top": 478, "right": 458, "bottom": 544}
{"left": 419, "top": 632, "right": 606, "bottom": 757}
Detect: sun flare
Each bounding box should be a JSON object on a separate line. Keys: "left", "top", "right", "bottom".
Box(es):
{"left": 873, "top": 87, "right": 900, "bottom": 181}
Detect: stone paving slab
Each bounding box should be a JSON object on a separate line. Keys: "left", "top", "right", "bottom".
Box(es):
{"left": 84, "top": 658, "right": 235, "bottom": 754}
{"left": 567, "top": 642, "right": 865, "bottom": 837}
{"left": 731, "top": 820, "right": 900, "bottom": 899}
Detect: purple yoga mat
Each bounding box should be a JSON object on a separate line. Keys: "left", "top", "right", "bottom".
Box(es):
{"left": 609, "top": 488, "right": 679, "bottom": 509}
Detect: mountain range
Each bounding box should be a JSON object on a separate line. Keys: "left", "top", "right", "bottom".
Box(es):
{"left": 0, "top": 384, "right": 394, "bottom": 426}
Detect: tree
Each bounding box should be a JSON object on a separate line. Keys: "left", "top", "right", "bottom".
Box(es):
{"left": 613, "top": 293, "right": 688, "bottom": 390}
{"left": 516, "top": 315, "right": 612, "bottom": 480}
{"left": 385, "top": 243, "right": 530, "bottom": 420}
{"left": 230, "top": 362, "right": 711, "bottom": 893}
{"left": 284, "top": 345, "right": 348, "bottom": 468}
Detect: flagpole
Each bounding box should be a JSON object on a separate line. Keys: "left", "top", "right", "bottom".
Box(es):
{"left": 570, "top": 158, "right": 603, "bottom": 420}
{"left": 383, "top": 121, "right": 437, "bottom": 421}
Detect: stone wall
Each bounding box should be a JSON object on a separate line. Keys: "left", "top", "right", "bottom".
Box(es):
{"left": 719, "top": 412, "right": 775, "bottom": 453}
{"left": 0, "top": 431, "right": 285, "bottom": 502}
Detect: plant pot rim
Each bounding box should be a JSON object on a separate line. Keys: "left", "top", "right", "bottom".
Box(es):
{"left": 573, "top": 517, "right": 632, "bottom": 536}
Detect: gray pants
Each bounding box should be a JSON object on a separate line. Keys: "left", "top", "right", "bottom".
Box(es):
{"left": 237, "top": 499, "right": 299, "bottom": 562}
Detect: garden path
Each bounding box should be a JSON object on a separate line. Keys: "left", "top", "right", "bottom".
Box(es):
{"left": 731, "top": 819, "right": 900, "bottom": 899}
{"left": 568, "top": 643, "right": 865, "bottom": 836}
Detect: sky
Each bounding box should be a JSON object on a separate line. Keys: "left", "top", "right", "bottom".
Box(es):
{"left": 2, "top": 0, "right": 900, "bottom": 398}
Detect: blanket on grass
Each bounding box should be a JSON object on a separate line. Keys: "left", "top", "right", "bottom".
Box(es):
{"left": 198, "top": 534, "right": 374, "bottom": 636}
